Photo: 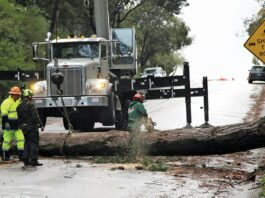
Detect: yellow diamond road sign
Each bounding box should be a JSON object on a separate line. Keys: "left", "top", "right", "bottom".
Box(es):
{"left": 244, "top": 20, "right": 265, "bottom": 63}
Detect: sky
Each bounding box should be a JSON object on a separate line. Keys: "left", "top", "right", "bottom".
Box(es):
{"left": 180, "top": 0, "right": 261, "bottom": 80}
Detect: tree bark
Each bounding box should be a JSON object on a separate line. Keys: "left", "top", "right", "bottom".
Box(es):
{"left": 35, "top": 117, "right": 265, "bottom": 156}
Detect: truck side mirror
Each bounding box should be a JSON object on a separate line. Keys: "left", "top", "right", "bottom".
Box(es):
{"left": 32, "top": 42, "right": 51, "bottom": 61}
{"left": 32, "top": 44, "right": 39, "bottom": 60}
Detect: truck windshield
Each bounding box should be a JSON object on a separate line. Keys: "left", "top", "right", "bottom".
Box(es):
{"left": 251, "top": 66, "right": 264, "bottom": 72}
{"left": 144, "top": 69, "right": 156, "bottom": 74}
{"left": 53, "top": 42, "right": 99, "bottom": 59}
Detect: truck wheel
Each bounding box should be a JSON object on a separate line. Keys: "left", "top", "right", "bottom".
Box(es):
{"left": 68, "top": 109, "right": 95, "bottom": 132}
{"left": 39, "top": 113, "right": 47, "bottom": 127}
{"left": 81, "top": 121, "right": 94, "bottom": 131}
{"left": 102, "top": 93, "right": 115, "bottom": 126}
{"left": 63, "top": 117, "right": 69, "bottom": 130}
{"left": 71, "top": 117, "right": 94, "bottom": 132}
{"left": 121, "top": 99, "right": 131, "bottom": 130}
{"left": 115, "top": 110, "right": 123, "bottom": 130}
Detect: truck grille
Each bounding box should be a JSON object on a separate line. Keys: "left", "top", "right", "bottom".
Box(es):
{"left": 50, "top": 68, "right": 82, "bottom": 96}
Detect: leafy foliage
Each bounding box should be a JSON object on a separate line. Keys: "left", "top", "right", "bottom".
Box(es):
{"left": 244, "top": 1, "right": 265, "bottom": 64}
{"left": 93, "top": 156, "right": 129, "bottom": 164}
{"left": 123, "top": 1, "right": 191, "bottom": 72}
{"left": 0, "top": 0, "right": 48, "bottom": 70}
{"left": 109, "top": 0, "right": 188, "bottom": 27}
{"left": 152, "top": 53, "right": 184, "bottom": 75}
{"left": 148, "top": 162, "right": 168, "bottom": 172}
{"left": 3, "top": 0, "right": 191, "bottom": 74}
{"left": 259, "top": 174, "right": 265, "bottom": 197}
{"left": 24, "top": 0, "right": 94, "bottom": 38}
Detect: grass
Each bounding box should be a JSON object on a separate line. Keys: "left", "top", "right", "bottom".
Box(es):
{"left": 148, "top": 162, "right": 168, "bottom": 172}
{"left": 142, "top": 156, "right": 168, "bottom": 172}
{"left": 92, "top": 155, "right": 169, "bottom": 172}
{"left": 142, "top": 156, "right": 152, "bottom": 167}
{"left": 93, "top": 156, "right": 129, "bottom": 164}
{"left": 259, "top": 175, "right": 265, "bottom": 197}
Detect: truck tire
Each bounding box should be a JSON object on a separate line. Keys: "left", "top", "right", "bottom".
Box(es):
{"left": 115, "top": 110, "right": 123, "bottom": 129}
{"left": 38, "top": 112, "right": 47, "bottom": 127}
{"left": 68, "top": 113, "right": 94, "bottom": 132}
{"left": 81, "top": 121, "right": 95, "bottom": 131}
{"left": 115, "top": 100, "right": 131, "bottom": 130}
{"left": 63, "top": 117, "right": 69, "bottom": 130}
{"left": 102, "top": 93, "right": 115, "bottom": 126}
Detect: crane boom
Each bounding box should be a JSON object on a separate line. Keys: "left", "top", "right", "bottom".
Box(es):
{"left": 94, "top": 0, "right": 110, "bottom": 39}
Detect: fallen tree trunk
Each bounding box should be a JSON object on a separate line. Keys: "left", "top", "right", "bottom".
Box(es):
{"left": 1, "top": 118, "right": 265, "bottom": 156}
{"left": 36, "top": 117, "right": 265, "bottom": 156}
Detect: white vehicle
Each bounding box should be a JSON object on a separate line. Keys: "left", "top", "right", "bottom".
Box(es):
{"left": 31, "top": 0, "right": 137, "bottom": 131}
{"left": 141, "top": 67, "right": 166, "bottom": 78}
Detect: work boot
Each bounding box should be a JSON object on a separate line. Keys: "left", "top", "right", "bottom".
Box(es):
{"left": 31, "top": 160, "right": 43, "bottom": 166}
{"left": 23, "top": 158, "right": 31, "bottom": 166}
{"left": 18, "top": 150, "right": 24, "bottom": 161}
{"left": 2, "top": 151, "right": 10, "bottom": 161}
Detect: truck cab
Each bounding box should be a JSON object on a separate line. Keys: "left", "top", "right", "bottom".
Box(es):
{"left": 31, "top": 30, "right": 137, "bottom": 131}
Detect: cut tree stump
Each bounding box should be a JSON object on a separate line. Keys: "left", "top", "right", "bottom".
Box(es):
{"left": 1, "top": 117, "right": 265, "bottom": 156}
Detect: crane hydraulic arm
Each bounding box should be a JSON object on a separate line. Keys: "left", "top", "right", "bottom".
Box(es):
{"left": 94, "top": 0, "right": 110, "bottom": 39}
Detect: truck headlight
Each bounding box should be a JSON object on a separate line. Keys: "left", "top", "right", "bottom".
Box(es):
{"left": 95, "top": 81, "right": 106, "bottom": 90}
{"left": 30, "top": 80, "right": 47, "bottom": 97}
{"left": 86, "top": 79, "right": 110, "bottom": 95}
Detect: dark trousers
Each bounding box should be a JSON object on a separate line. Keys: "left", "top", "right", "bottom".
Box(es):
{"left": 23, "top": 129, "right": 39, "bottom": 163}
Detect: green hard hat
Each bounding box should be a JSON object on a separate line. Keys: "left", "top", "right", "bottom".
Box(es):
{"left": 23, "top": 89, "right": 33, "bottom": 97}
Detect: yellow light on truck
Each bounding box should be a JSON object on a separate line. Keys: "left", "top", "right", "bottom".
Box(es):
{"left": 30, "top": 83, "right": 40, "bottom": 91}
{"left": 30, "top": 81, "right": 47, "bottom": 92}
{"left": 95, "top": 82, "right": 106, "bottom": 89}
{"left": 86, "top": 79, "right": 108, "bottom": 95}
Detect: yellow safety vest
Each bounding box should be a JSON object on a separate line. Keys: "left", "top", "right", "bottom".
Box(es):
{"left": 1, "top": 96, "right": 21, "bottom": 121}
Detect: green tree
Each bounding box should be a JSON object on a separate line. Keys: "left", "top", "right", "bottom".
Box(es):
{"left": 0, "top": 0, "right": 48, "bottom": 70}
{"left": 19, "top": 0, "right": 188, "bottom": 38}
{"left": 152, "top": 53, "right": 184, "bottom": 75}
{"left": 13, "top": 0, "right": 191, "bottom": 74}
{"left": 123, "top": 2, "right": 191, "bottom": 72}
{"left": 109, "top": 0, "right": 188, "bottom": 28}
{"left": 28, "top": 0, "right": 93, "bottom": 37}
{"left": 244, "top": 0, "right": 265, "bottom": 65}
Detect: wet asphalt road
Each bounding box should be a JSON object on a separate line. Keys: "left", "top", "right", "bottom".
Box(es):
{"left": 0, "top": 79, "right": 264, "bottom": 198}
